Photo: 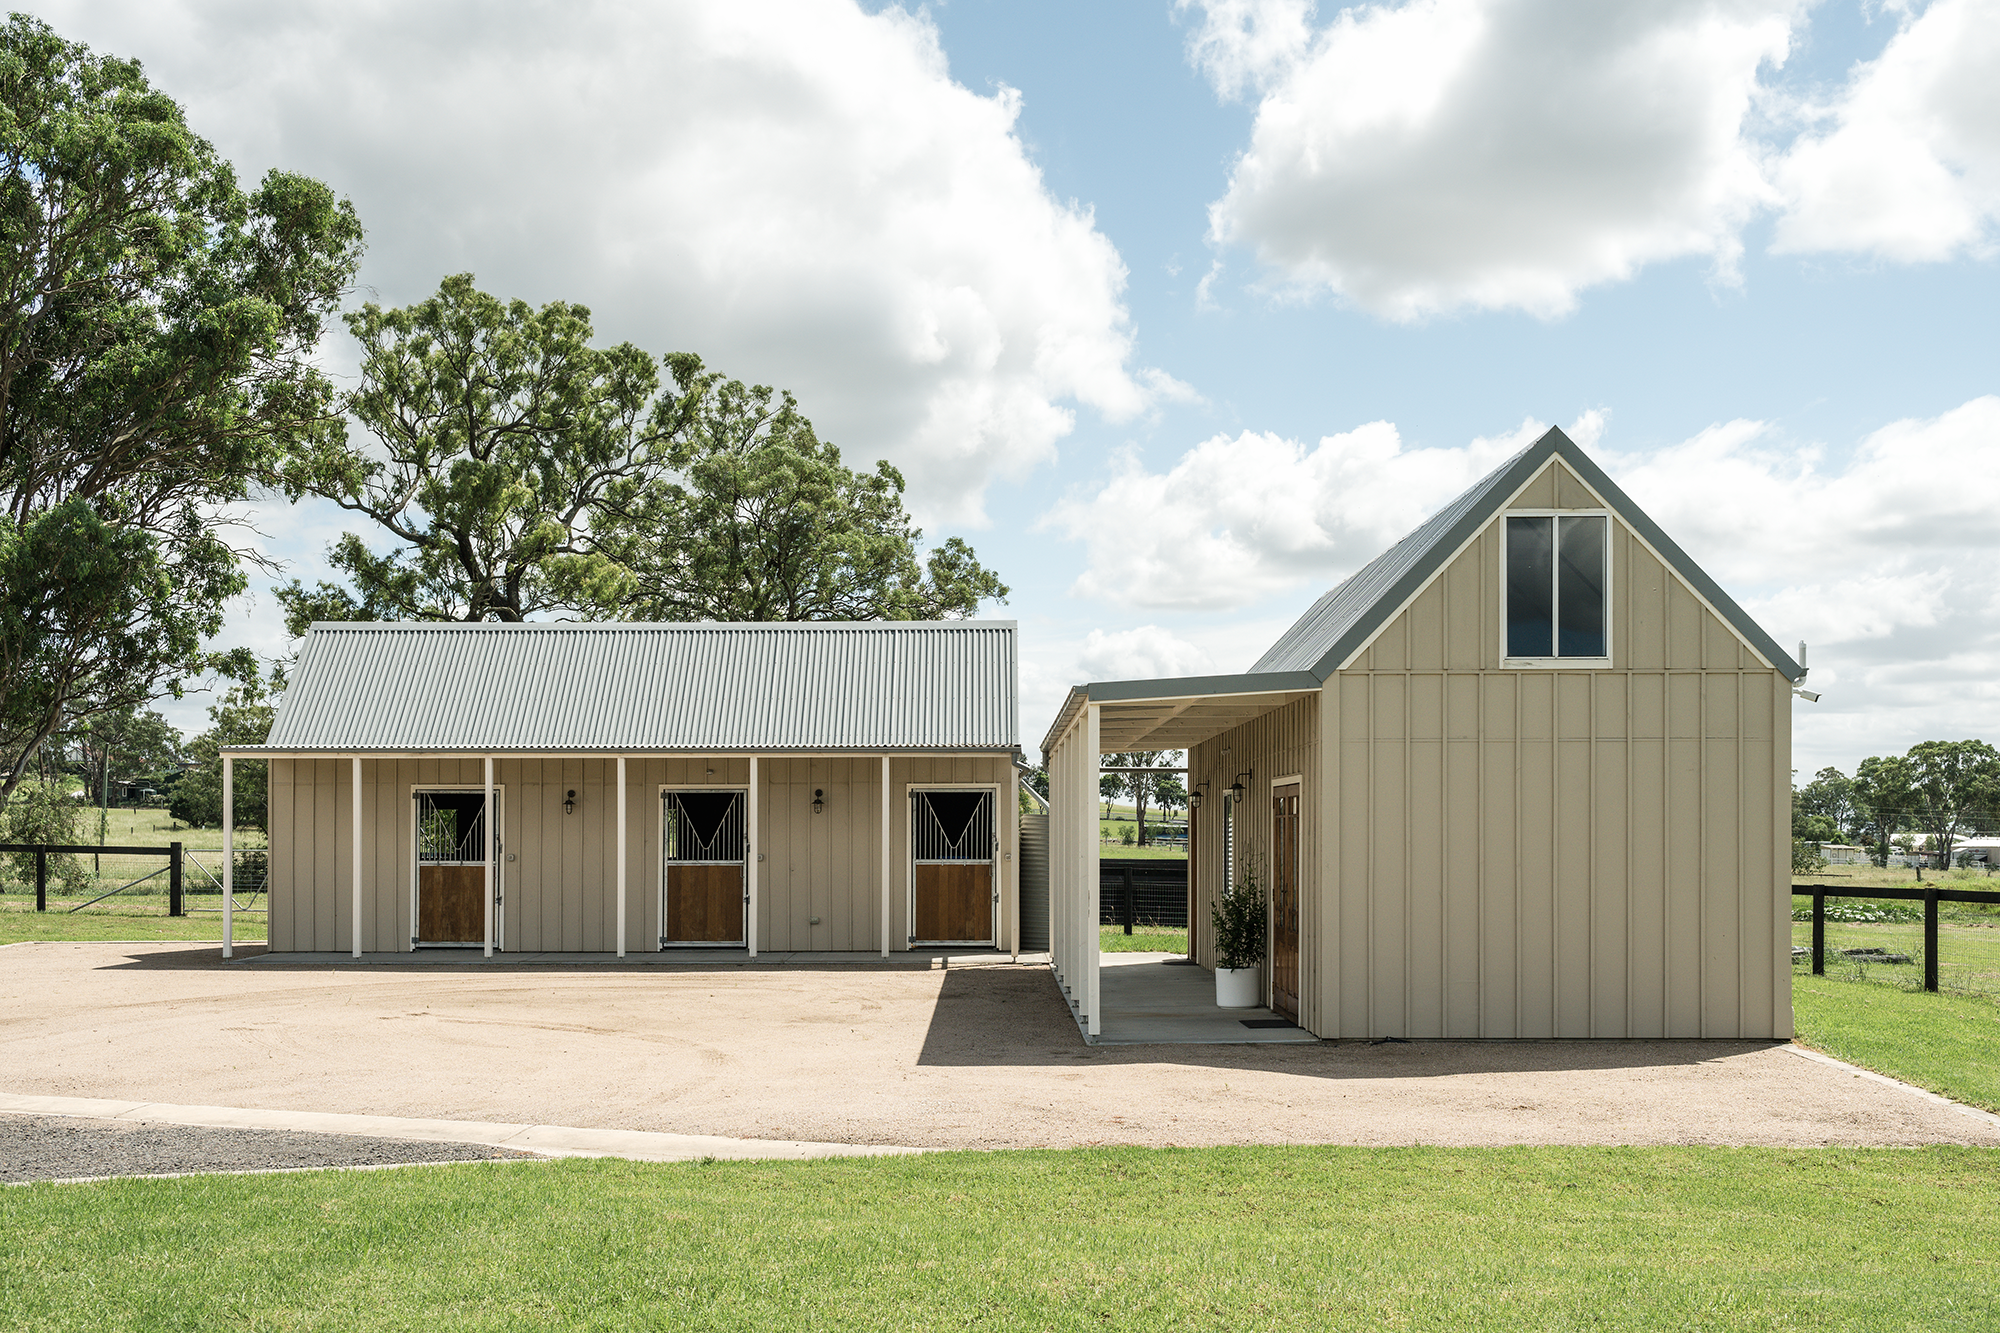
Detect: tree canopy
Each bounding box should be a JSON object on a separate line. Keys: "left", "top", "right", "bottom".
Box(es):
{"left": 170, "top": 671, "right": 280, "bottom": 831}
{"left": 0, "top": 16, "right": 363, "bottom": 797}
{"left": 279, "top": 279, "right": 1006, "bottom": 632}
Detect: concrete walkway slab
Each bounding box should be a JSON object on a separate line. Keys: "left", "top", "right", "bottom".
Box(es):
{"left": 0, "top": 1092, "right": 919, "bottom": 1164}
{"left": 1093, "top": 953, "right": 1319, "bottom": 1045}
{"left": 244, "top": 949, "right": 1034, "bottom": 970}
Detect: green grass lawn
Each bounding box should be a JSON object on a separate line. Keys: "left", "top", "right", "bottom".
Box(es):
{"left": 1098, "top": 841, "right": 1188, "bottom": 860}
{"left": 0, "top": 895, "right": 265, "bottom": 943}
{"left": 1791, "top": 918, "right": 2000, "bottom": 998}
{"left": 1791, "top": 971, "right": 2000, "bottom": 1113}
{"left": 1100, "top": 924, "right": 1187, "bottom": 953}
{"left": 5, "top": 1147, "right": 1998, "bottom": 1331}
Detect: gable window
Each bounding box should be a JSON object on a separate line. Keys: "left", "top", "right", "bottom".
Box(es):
{"left": 1506, "top": 513, "right": 1607, "bottom": 660}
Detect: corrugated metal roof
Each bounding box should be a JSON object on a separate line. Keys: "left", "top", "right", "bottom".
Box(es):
{"left": 1247, "top": 427, "right": 1805, "bottom": 681}
{"left": 252, "top": 621, "right": 1018, "bottom": 753}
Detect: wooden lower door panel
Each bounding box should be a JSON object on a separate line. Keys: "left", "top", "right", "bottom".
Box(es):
{"left": 418, "top": 865, "right": 485, "bottom": 943}
{"left": 1272, "top": 788, "right": 1300, "bottom": 1021}
{"left": 914, "top": 863, "right": 991, "bottom": 943}
{"left": 668, "top": 865, "right": 744, "bottom": 944}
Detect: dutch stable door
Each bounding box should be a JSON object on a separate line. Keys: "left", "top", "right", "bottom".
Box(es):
{"left": 910, "top": 789, "right": 995, "bottom": 945}
{"left": 415, "top": 790, "right": 499, "bottom": 946}
{"left": 1272, "top": 784, "right": 1300, "bottom": 1021}
{"left": 662, "top": 790, "right": 747, "bottom": 946}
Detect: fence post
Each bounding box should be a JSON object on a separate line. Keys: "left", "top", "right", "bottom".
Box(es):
{"left": 1924, "top": 886, "right": 1939, "bottom": 993}
{"left": 1123, "top": 866, "right": 1134, "bottom": 935}
{"left": 1812, "top": 890, "right": 1824, "bottom": 976}
{"left": 35, "top": 848, "right": 47, "bottom": 912}
{"left": 169, "top": 842, "right": 183, "bottom": 917}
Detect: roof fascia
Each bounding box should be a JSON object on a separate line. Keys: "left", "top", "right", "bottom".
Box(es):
{"left": 1547, "top": 437, "right": 1803, "bottom": 680}
{"left": 1086, "top": 670, "right": 1323, "bottom": 703}
{"left": 1309, "top": 433, "right": 1564, "bottom": 678}
{"left": 304, "top": 619, "right": 1020, "bottom": 633}
{"left": 222, "top": 746, "right": 1019, "bottom": 759}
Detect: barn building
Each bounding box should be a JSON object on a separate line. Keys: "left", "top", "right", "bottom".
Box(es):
{"left": 1043, "top": 427, "right": 1809, "bottom": 1040}
{"left": 220, "top": 621, "right": 1023, "bottom": 959}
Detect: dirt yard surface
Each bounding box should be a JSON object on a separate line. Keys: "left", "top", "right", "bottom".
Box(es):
{"left": 0, "top": 1112, "right": 536, "bottom": 1184}
{"left": 4, "top": 942, "right": 1995, "bottom": 1151}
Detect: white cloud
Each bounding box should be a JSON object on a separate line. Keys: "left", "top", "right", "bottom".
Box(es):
{"left": 1772, "top": 0, "right": 2000, "bottom": 261}
{"left": 32, "top": 0, "right": 1166, "bottom": 523}
{"left": 1190, "top": 0, "right": 1802, "bottom": 320}
{"left": 1077, "top": 626, "right": 1219, "bottom": 682}
{"left": 1044, "top": 416, "right": 1546, "bottom": 609}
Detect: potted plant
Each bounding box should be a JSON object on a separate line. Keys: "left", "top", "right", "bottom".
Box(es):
{"left": 1210, "top": 860, "right": 1267, "bottom": 1008}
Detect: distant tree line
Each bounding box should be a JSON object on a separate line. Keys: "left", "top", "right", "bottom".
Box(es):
{"left": 1794, "top": 740, "right": 2000, "bottom": 873}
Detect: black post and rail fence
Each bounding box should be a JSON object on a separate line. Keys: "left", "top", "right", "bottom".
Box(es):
{"left": 2, "top": 842, "right": 186, "bottom": 915}
{"left": 1794, "top": 882, "right": 2000, "bottom": 993}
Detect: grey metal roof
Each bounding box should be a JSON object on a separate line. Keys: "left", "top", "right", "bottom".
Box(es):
{"left": 1248, "top": 426, "right": 1805, "bottom": 681}
{"left": 1040, "top": 426, "right": 1804, "bottom": 757}
{"left": 246, "top": 621, "right": 1018, "bottom": 754}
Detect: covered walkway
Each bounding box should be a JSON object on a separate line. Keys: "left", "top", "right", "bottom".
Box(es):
{"left": 1083, "top": 953, "right": 1318, "bottom": 1046}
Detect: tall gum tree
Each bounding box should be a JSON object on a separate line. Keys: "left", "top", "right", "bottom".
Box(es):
{"left": 0, "top": 16, "right": 364, "bottom": 797}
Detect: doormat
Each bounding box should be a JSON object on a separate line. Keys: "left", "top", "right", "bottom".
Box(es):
{"left": 1240, "top": 1018, "right": 1299, "bottom": 1029}
{"left": 1163, "top": 958, "right": 1199, "bottom": 966}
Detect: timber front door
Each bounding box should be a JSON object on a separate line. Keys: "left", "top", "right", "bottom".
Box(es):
{"left": 662, "top": 790, "right": 747, "bottom": 946}
{"left": 415, "top": 790, "right": 499, "bottom": 946}
{"left": 1272, "top": 784, "right": 1300, "bottom": 1021}
{"left": 911, "top": 789, "right": 995, "bottom": 945}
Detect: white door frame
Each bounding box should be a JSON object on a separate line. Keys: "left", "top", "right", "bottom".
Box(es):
{"left": 659, "top": 784, "right": 750, "bottom": 949}
{"left": 906, "top": 783, "right": 1001, "bottom": 948}
{"left": 409, "top": 784, "right": 506, "bottom": 951}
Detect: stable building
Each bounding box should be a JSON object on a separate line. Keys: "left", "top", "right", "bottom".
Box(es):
{"left": 220, "top": 620, "right": 1023, "bottom": 958}
{"left": 1043, "top": 427, "right": 1807, "bottom": 1040}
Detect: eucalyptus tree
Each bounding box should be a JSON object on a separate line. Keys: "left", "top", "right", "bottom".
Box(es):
{"left": 0, "top": 16, "right": 364, "bottom": 797}
{"left": 1904, "top": 739, "right": 2000, "bottom": 872}
{"left": 594, "top": 361, "right": 1007, "bottom": 622}
{"left": 1851, "top": 754, "right": 1916, "bottom": 868}
{"left": 276, "top": 274, "right": 689, "bottom": 630}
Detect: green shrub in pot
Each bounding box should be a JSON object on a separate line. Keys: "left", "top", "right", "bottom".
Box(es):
{"left": 1210, "top": 860, "right": 1267, "bottom": 971}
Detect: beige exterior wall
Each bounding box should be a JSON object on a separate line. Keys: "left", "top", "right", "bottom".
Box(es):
{"left": 266, "top": 753, "right": 1018, "bottom": 954}
{"left": 1187, "top": 456, "right": 1793, "bottom": 1041}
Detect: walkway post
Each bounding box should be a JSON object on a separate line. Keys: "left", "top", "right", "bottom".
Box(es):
{"left": 616, "top": 755, "right": 627, "bottom": 959}
{"left": 222, "top": 756, "right": 233, "bottom": 960}
{"left": 351, "top": 757, "right": 362, "bottom": 959}
{"left": 746, "top": 755, "right": 758, "bottom": 960}
{"left": 483, "top": 755, "right": 494, "bottom": 960}
{"left": 1924, "top": 886, "right": 1939, "bottom": 993}
{"left": 880, "top": 754, "right": 891, "bottom": 959}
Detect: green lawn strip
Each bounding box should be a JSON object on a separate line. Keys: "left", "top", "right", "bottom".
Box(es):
{"left": 0, "top": 899, "right": 265, "bottom": 944}
{"left": 1791, "top": 919, "right": 2000, "bottom": 997}
{"left": 4, "top": 1148, "right": 1997, "bottom": 1331}
{"left": 1792, "top": 973, "right": 2000, "bottom": 1114}
{"left": 1100, "top": 925, "right": 1187, "bottom": 953}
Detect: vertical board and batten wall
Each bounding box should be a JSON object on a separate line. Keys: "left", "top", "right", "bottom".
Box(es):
{"left": 1187, "top": 695, "right": 1321, "bottom": 1031}
{"left": 1045, "top": 703, "right": 1101, "bottom": 1035}
{"left": 1312, "top": 457, "right": 1789, "bottom": 1039}
{"left": 267, "top": 753, "right": 1016, "bottom": 954}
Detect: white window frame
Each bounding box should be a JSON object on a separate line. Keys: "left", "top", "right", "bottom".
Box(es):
{"left": 1499, "top": 508, "right": 1613, "bottom": 669}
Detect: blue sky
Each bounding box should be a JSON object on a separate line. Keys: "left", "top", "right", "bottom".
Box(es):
{"left": 34, "top": 0, "right": 2000, "bottom": 776}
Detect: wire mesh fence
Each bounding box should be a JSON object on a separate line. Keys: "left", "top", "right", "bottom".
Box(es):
{"left": 1792, "top": 881, "right": 2000, "bottom": 1002}
{"left": 0, "top": 843, "right": 269, "bottom": 917}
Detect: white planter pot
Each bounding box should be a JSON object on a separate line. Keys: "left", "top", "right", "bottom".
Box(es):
{"left": 1215, "top": 965, "right": 1262, "bottom": 1009}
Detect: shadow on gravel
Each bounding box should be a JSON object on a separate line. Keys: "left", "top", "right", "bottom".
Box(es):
{"left": 913, "top": 965, "right": 1785, "bottom": 1079}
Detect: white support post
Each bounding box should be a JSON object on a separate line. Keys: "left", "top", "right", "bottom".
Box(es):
{"left": 222, "top": 756, "right": 234, "bottom": 960}
{"left": 880, "top": 754, "right": 892, "bottom": 958}
{"left": 351, "top": 757, "right": 362, "bottom": 959}
{"left": 483, "top": 755, "right": 494, "bottom": 960}
{"left": 1084, "top": 704, "right": 1101, "bottom": 1036}
{"left": 746, "top": 755, "right": 759, "bottom": 959}
{"left": 616, "top": 755, "right": 628, "bottom": 959}
{"left": 1008, "top": 767, "right": 1020, "bottom": 962}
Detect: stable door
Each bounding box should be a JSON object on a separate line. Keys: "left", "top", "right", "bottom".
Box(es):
{"left": 1271, "top": 784, "right": 1300, "bottom": 1021}
{"left": 910, "top": 789, "right": 996, "bottom": 945}
{"left": 415, "top": 789, "right": 502, "bottom": 947}
{"left": 662, "top": 790, "right": 747, "bottom": 946}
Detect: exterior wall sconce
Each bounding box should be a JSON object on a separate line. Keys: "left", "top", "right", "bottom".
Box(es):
{"left": 564, "top": 789, "right": 577, "bottom": 815}
{"left": 812, "top": 788, "right": 825, "bottom": 814}
{"left": 1189, "top": 783, "right": 1207, "bottom": 810}
{"left": 1228, "top": 771, "right": 1251, "bottom": 802}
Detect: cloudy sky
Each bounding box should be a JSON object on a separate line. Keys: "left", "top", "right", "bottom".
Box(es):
{"left": 35, "top": 0, "right": 2000, "bottom": 777}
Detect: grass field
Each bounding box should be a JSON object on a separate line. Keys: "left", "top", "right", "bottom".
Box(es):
{"left": 1791, "top": 972, "right": 2000, "bottom": 1113}
{"left": 5, "top": 1147, "right": 1997, "bottom": 1331}
{"left": 1100, "top": 925, "right": 1187, "bottom": 953}
{"left": 0, "top": 896, "right": 265, "bottom": 943}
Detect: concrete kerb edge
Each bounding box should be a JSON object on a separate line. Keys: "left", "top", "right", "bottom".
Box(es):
{"left": 1782, "top": 1043, "right": 2000, "bottom": 1129}
{"left": 0, "top": 1092, "right": 923, "bottom": 1165}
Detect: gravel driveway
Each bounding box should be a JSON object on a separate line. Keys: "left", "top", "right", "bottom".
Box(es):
{"left": 3, "top": 941, "right": 1996, "bottom": 1151}
{"left": 1, "top": 1113, "right": 537, "bottom": 1184}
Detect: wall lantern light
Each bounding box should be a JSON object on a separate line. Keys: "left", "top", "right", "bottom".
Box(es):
{"left": 1228, "top": 771, "right": 1251, "bottom": 802}
{"left": 564, "top": 789, "right": 577, "bottom": 815}
{"left": 1189, "top": 783, "right": 1207, "bottom": 811}
{"left": 812, "top": 788, "right": 825, "bottom": 815}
